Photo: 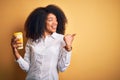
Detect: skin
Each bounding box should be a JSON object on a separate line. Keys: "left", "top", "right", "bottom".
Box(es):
{"left": 44, "top": 13, "right": 58, "bottom": 36}
{"left": 11, "top": 13, "right": 75, "bottom": 60}
{"left": 44, "top": 13, "right": 75, "bottom": 51}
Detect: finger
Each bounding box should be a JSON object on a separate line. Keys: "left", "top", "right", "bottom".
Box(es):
{"left": 11, "top": 39, "right": 18, "bottom": 45}
{"left": 17, "top": 44, "right": 23, "bottom": 47}
{"left": 15, "top": 38, "right": 19, "bottom": 41}
{"left": 71, "top": 34, "right": 76, "bottom": 37}
{"left": 16, "top": 41, "right": 22, "bottom": 44}
{"left": 11, "top": 36, "right": 18, "bottom": 41}
{"left": 11, "top": 38, "right": 21, "bottom": 46}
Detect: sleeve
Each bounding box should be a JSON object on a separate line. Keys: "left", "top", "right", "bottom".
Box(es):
{"left": 16, "top": 40, "right": 31, "bottom": 72}
{"left": 57, "top": 39, "right": 72, "bottom": 72}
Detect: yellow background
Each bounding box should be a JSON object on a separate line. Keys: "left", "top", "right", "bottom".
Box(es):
{"left": 0, "top": 0, "right": 120, "bottom": 80}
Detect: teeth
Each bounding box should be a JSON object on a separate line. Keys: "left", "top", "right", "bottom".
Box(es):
{"left": 52, "top": 26, "right": 56, "bottom": 28}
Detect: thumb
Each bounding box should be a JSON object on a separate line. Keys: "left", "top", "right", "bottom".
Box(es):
{"left": 71, "top": 34, "right": 76, "bottom": 37}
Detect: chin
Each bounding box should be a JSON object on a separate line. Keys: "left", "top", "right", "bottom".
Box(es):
{"left": 52, "top": 30, "right": 56, "bottom": 32}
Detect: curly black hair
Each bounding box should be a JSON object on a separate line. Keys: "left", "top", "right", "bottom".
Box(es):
{"left": 25, "top": 4, "right": 67, "bottom": 41}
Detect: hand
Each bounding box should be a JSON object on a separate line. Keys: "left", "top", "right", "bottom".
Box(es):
{"left": 64, "top": 34, "right": 76, "bottom": 51}
{"left": 11, "top": 36, "right": 22, "bottom": 50}
{"left": 11, "top": 36, "right": 22, "bottom": 60}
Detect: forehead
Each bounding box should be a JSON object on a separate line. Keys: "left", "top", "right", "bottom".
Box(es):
{"left": 47, "top": 13, "right": 57, "bottom": 18}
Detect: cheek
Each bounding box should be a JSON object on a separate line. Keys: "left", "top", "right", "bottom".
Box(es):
{"left": 46, "top": 23, "right": 50, "bottom": 27}
{"left": 46, "top": 22, "right": 52, "bottom": 26}
{"left": 46, "top": 24, "right": 52, "bottom": 30}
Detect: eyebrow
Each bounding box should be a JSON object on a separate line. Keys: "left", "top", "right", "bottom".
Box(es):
{"left": 48, "top": 17, "right": 53, "bottom": 19}
{"left": 47, "top": 17, "right": 57, "bottom": 20}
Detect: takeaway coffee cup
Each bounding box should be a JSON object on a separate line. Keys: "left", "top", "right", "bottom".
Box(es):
{"left": 13, "top": 32, "right": 23, "bottom": 49}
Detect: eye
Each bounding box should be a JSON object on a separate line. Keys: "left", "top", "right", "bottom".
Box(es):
{"left": 47, "top": 18, "right": 53, "bottom": 22}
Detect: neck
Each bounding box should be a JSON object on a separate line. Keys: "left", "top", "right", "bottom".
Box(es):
{"left": 43, "top": 31, "right": 52, "bottom": 38}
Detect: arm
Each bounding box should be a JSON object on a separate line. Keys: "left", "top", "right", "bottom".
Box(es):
{"left": 16, "top": 42, "right": 31, "bottom": 72}
{"left": 57, "top": 47, "right": 72, "bottom": 72}
{"left": 11, "top": 36, "right": 22, "bottom": 60}
{"left": 57, "top": 34, "right": 75, "bottom": 72}
{"left": 11, "top": 37, "right": 30, "bottom": 72}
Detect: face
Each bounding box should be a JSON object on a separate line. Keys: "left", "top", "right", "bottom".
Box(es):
{"left": 45, "top": 13, "right": 58, "bottom": 35}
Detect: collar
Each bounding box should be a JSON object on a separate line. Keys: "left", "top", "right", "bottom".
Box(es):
{"left": 50, "top": 32, "right": 58, "bottom": 39}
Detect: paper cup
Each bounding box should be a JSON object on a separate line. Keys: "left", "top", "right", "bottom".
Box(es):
{"left": 13, "top": 32, "right": 23, "bottom": 49}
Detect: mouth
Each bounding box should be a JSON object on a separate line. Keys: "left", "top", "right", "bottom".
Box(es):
{"left": 52, "top": 26, "right": 57, "bottom": 29}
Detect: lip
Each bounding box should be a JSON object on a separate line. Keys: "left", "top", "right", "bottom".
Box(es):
{"left": 52, "top": 28, "right": 56, "bottom": 30}
{"left": 52, "top": 26, "right": 57, "bottom": 28}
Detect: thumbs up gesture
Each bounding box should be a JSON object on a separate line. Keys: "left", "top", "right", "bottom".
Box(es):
{"left": 64, "top": 34, "right": 76, "bottom": 51}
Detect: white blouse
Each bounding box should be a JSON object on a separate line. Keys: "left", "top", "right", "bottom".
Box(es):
{"left": 17, "top": 32, "right": 72, "bottom": 80}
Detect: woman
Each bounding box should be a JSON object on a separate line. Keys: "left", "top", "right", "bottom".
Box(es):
{"left": 11, "top": 4, "right": 75, "bottom": 80}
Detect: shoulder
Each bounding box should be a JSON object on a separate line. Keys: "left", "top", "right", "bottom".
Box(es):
{"left": 52, "top": 33, "right": 65, "bottom": 46}
{"left": 52, "top": 32, "right": 64, "bottom": 39}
